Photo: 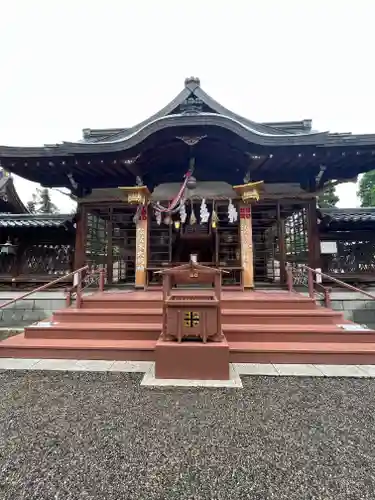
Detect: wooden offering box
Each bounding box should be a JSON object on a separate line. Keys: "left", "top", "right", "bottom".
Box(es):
{"left": 160, "top": 261, "right": 224, "bottom": 343}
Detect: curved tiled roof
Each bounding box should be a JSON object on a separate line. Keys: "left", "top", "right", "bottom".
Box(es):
{"left": 0, "top": 113, "right": 330, "bottom": 158}
{"left": 320, "top": 207, "right": 375, "bottom": 223}
{"left": 0, "top": 172, "right": 28, "bottom": 213}
{"left": 82, "top": 77, "right": 312, "bottom": 143}
{"left": 0, "top": 213, "right": 74, "bottom": 228}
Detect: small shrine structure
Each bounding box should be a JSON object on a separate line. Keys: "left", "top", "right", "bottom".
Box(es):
{"left": 160, "top": 257, "right": 223, "bottom": 343}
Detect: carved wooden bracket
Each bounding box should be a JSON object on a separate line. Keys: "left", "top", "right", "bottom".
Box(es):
{"left": 119, "top": 185, "right": 150, "bottom": 205}
{"left": 233, "top": 181, "right": 264, "bottom": 203}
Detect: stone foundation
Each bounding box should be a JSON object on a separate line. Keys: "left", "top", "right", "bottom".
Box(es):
{"left": 0, "top": 292, "right": 66, "bottom": 327}
{"left": 318, "top": 289, "right": 375, "bottom": 330}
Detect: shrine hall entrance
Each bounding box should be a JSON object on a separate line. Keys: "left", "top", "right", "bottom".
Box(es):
{"left": 172, "top": 233, "right": 215, "bottom": 265}
{"left": 82, "top": 200, "right": 315, "bottom": 288}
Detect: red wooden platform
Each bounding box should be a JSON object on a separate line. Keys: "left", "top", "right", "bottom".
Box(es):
{"left": 1, "top": 290, "right": 375, "bottom": 366}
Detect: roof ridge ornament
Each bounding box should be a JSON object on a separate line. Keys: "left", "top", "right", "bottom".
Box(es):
{"left": 184, "top": 76, "right": 200, "bottom": 87}
{"left": 176, "top": 135, "right": 206, "bottom": 146}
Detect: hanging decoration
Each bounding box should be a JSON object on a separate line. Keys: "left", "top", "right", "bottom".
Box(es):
{"left": 152, "top": 158, "right": 195, "bottom": 215}
{"left": 154, "top": 209, "right": 162, "bottom": 225}
{"left": 133, "top": 204, "right": 148, "bottom": 224}
{"left": 140, "top": 206, "right": 147, "bottom": 220}
{"left": 179, "top": 201, "right": 187, "bottom": 224}
{"left": 199, "top": 199, "right": 210, "bottom": 224}
{"left": 228, "top": 199, "right": 238, "bottom": 224}
{"left": 189, "top": 200, "right": 197, "bottom": 225}
{"left": 211, "top": 209, "right": 219, "bottom": 229}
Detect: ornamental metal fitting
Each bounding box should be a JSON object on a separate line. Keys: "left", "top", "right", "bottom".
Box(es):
{"left": 176, "top": 135, "right": 207, "bottom": 146}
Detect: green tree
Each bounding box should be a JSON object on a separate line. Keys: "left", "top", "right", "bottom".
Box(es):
{"left": 36, "top": 188, "right": 59, "bottom": 213}
{"left": 357, "top": 170, "right": 375, "bottom": 207}
{"left": 26, "top": 193, "right": 37, "bottom": 213}
{"left": 27, "top": 188, "right": 59, "bottom": 214}
{"left": 318, "top": 180, "right": 339, "bottom": 208}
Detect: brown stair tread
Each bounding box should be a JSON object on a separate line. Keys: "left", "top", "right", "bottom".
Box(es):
{"left": 56, "top": 308, "right": 162, "bottom": 315}
{"left": 28, "top": 322, "right": 162, "bottom": 331}
{"left": 56, "top": 308, "right": 335, "bottom": 316}
{"left": 222, "top": 324, "right": 357, "bottom": 332}
{"left": 222, "top": 309, "right": 341, "bottom": 316}
{"left": 84, "top": 291, "right": 314, "bottom": 302}
{"left": 0, "top": 333, "right": 155, "bottom": 350}
{"left": 230, "top": 341, "right": 375, "bottom": 353}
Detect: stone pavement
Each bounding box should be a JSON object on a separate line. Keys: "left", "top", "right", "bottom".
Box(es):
{"left": 1, "top": 358, "right": 375, "bottom": 386}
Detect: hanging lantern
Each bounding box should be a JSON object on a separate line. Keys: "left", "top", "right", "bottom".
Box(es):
{"left": 164, "top": 215, "right": 172, "bottom": 225}
{"left": 186, "top": 176, "right": 197, "bottom": 190}
{"left": 0, "top": 238, "right": 17, "bottom": 255}
{"left": 174, "top": 220, "right": 181, "bottom": 230}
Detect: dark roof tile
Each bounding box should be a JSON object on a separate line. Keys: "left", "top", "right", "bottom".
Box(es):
{"left": 320, "top": 207, "right": 375, "bottom": 223}
{"left": 0, "top": 213, "right": 74, "bottom": 228}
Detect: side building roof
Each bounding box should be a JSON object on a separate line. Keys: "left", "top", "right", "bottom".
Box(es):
{"left": 319, "top": 207, "right": 375, "bottom": 227}
{"left": 0, "top": 171, "right": 28, "bottom": 213}
{"left": 0, "top": 213, "right": 75, "bottom": 229}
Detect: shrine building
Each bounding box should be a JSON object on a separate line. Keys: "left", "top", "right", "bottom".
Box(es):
{"left": 1, "top": 76, "right": 375, "bottom": 290}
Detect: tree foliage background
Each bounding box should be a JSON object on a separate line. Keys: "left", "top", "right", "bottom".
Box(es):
{"left": 357, "top": 170, "right": 375, "bottom": 207}
{"left": 26, "top": 188, "right": 59, "bottom": 214}
{"left": 318, "top": 181, "right": 339, "bottom": 208}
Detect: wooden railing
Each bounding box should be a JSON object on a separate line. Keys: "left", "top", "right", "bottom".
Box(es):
{"left": 286, "top": 263, "right": 375, "bottom": 307}
{"left": 0, "top": 265, "right": 106, "bottom": 311}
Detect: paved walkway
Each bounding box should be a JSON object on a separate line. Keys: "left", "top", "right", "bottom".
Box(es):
{"left": 0, "top": 358, "right": 375, "bottom": 386}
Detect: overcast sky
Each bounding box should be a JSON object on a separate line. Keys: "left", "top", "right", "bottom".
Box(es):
{"left": 1, "top": 0, "right": 374, "bottom": 213}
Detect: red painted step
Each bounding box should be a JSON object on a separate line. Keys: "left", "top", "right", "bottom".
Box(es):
{"left": 82, "top": 298, "right": 162, "bottom": 310}
{"left": 229, "top": 341, "right": 375, "bottom": 364}
{"left": 222, "top": 309, "right": 343, "bottom": 325}
{"left": 54, "top": 307, "right": 339, "bottom": 326}
{"left": 223, "top": 324, "right": 375, "bottom": 343}
{"left": 25, "top": 322, "right": 161, "bottom": 340}
{"left": 0, "top": 333, "right": 155, "bottom": 361}
{"left": 81, "top": 292, "right": 317, "bottom": 311}
{"left": 54, "top": 308, "right": 162, "bottom": 324}
{"left": 221, "top": 297, "right": 317, "bottom": 311}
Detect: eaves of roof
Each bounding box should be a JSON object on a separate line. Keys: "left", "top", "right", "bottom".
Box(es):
{"left": 0, "top": 214, "right": 74, "bottom": 228}
{"left": 320, "top": 207, "right": 375, "bottom": 223}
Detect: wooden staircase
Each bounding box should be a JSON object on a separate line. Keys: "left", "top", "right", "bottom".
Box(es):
{"left": 1, "top": 290, "right": 375, "bottom": 364}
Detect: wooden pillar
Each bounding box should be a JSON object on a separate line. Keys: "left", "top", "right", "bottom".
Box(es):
{"left": 307, "top": 199, "right": 321, "bottom": 270}
{"left": 239, "top": 203, "right": 254, "bottom": 289}
{"left": 135, "top": 206, "right": 149, "bottom": 288}
{"left": 277, "top": 202, "right": 287, "bottom": 284}
{"left": 106, "top": 206, "right": 113, "bottom": 285}
{"left": 74, "top": 204, "right": 86, "bottom": 270}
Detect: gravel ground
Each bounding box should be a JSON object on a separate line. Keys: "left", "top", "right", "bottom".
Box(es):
{"left": 0, "top": 372, "right": 375, "bottom": 500}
